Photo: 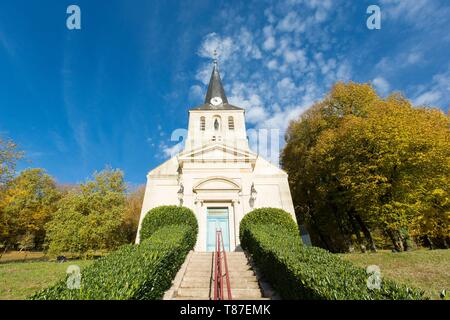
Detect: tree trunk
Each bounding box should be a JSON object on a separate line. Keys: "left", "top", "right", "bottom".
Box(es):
{"left": 443, "top": 238, "right": 449, "bottom": 249}
{"left": 354, "top": 214, "right": 377, "bottom": 252}
{"left": 0, "top": 245, "right": 9, "bottom": 261}
{"left": 330, "top": 203, "right": 352, "bottom": 252}
{"left": 387, "top": 230, "right": 403, "bottom": 251}
{"left": 425, "top": 235, "right": 435, "bottom": 250}
{"left": 348, "top": 212, "right": 366, "bottom": 253}
{"left": 308, "top": 216, "right": 331, "bottom": 251}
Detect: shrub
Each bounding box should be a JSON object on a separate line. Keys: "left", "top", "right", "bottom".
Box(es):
{"left": 140, "top": 205, "right": 198, "bottom": 241}
{"left": 239, "top": 207, "right": 298, "bottom": 241}
{"left": 240, "top": 212, "right": 426, "bottom": 300}
{"left": 31, "top": 224, "right": 195, "bottom": 300}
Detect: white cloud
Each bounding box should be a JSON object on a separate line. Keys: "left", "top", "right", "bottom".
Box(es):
{"left": 380, "top": 0, "right": 429, "bottom": 23}
{"left": 413, "top": 91, "right": 442, "bottom": 106}
{"left": 283, "top": 49, "right": 306, "bottom": 66}
{"left": 406, "top": 52, "right": 423, "bottom": 65}
{"left": 198, "top": 33, "right": 235, "bottom": 62}
{"left": 372, "top": 77, "right": 390, "bottom": 95}
{"left": 189, "top": 85, "right": 203, "bottom": 102}
{"left": 262, "top": 25, "right": 276, "bottom": 51}
{"left": 238, "top": 28, "right": 262, "bottom": 59}
{"left": 195, "top": 63, "right": 214, "bottom": 85}
{"left": 263, "top": 36, "right": 276, "bottom": 51}
{"left": 276, "top": 12, "right": 305, "bottom": 33}
{"left": 266, "top": 59, "right": 278, "bottom": 70}
{"left": 189, "top": 0, "right": 355, "bottom": 150}
{"left": 412, "top": 64, "right": 450, "bottom": 108}
{"left": 157, "top": 140, "right": 184, "bottom": 159}
{"left": 247, "top": 106, "right": 269, "bottom": 124}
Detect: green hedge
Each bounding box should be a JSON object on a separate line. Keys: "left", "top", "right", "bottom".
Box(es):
{"left": 140, "top": 205, "right": 198, "bottom": 241}
{"left": 31, "top": 224, "right": 196, "bottom": 300}
{"left": 239, "top": 207, "right": 298, "bottom": 241}
{"left": 240, "top": 209, "right": 426, "bottom": 300}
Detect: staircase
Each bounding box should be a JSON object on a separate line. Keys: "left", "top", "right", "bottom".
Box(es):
{"left": 166, "top": 251, "right": 266, "bottom": 300}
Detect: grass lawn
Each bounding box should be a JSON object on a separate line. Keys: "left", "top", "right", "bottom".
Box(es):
{"left": 0, "top": 251, "right": 47, "bottom": 263}
{"left": 339, "top": 249, "right": 450, "bottom": 299}
{"left": 0, "top": 259, "right": 93, "bottom": 300}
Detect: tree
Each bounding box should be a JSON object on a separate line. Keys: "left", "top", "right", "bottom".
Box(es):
{"left": 122, "top": 185, "right": 145, "bottom": 243}
{"left": 45, "top": 167, "right": 127, "bottom": 256}
{"left": 0, "top": 168, "right": 60, "bottom": 249}
{"left": 282, "top": 83, "right": 379, "bottom": 252}
{"left": 281, "top": 82, "right": 450, "bottom": 252}
{"left": 0, "top": 136, "right": 23, "bottom": 187}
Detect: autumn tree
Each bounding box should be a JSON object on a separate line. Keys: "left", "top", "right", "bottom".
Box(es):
{"left": 0, "top": 136, "right": 23, "bottom": 187}
{"left": 45, "top": 167, "right": 128, "bottom": 256}
{"left": 281, "top": 82, "right": 450, "bottom": 252}
{"left": 0, "top": 136, "right": 23, "bottom": 249}
{"left": 122, "top": 185, "right": 145, "bottom": 243}
{"left": 0, "top": 169, "right": 61, "bottom": 249}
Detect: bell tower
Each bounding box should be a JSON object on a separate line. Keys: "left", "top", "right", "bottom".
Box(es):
{"left": 185, "top": 60, "right": 249, "bottom": 151}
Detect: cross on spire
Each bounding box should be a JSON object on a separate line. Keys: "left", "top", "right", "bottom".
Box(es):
{"left": 204, "top": 52, "right": 228, "bottom": 105}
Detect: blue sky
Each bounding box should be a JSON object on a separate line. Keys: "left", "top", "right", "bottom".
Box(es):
{"left": 0, "top": 0, "right": 449, "bottom": 185}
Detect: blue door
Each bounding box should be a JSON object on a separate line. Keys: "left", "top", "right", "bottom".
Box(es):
{"left": 206, "top": 207, "right": 230, "bottom": 252}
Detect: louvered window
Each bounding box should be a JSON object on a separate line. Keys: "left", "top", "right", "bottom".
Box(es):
{"left": 200, "top": 116, "right": 205, "bottom": 131}
{"left": 228, "top": 116, "right": 234, "bottom": 130}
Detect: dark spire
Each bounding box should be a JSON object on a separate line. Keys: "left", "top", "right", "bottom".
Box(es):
{"left": 204, "top": 59, "right": 228, "bottom": 104}
{"left": 190, "top": 53, "right": 243, "bottom": 111}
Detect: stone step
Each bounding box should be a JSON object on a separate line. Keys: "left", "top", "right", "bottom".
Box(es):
{"left": 189, "top": 261, "right": 248, "bottom": 266}
{"left": 170, "top": 251, "right": 264, "bottom": 300}
{"left": 189, "top": 257, "right": 248, "bottom": 264}
{"left": 182, "top": 275, "right": 258, "bottom": 283}
{"left": 189, "top": 260, "right": 249, "bottom": 266}
{"left": 192, "top": 254, "right": 246, "bottom": 258}
{"left": 185, "top": 265, "right": 253, "bottom": 271}
{"left": 181, "top": 280, "right": 260, "bottom": 290}
{"left": 192, "top": 253, "right": 246, "bottom": 257}
{"left": 173, "top": 297, "right": 211, "bottom": 300}
{"left": 190, "top": 258, "right": 249, "bottom": 264}
{"left": 176, "top": 288, "right": 211, "bottom": 298}
{"left": 176, "top": 288, "right": 263, "bottom": 299}
{"left": 180, "top": 281, "right": 211, "bottom": 289}
{"left": 226, "top": 289, "right": 263, "bottom": 299}
{"left": 185, "top": 266, "right": 213, "bottom": 271}
{"left": 184, "top": 270, "right": 255, "bottom": 277}
{"left": 181, "top": 275, "right": 258, "bottom": 284}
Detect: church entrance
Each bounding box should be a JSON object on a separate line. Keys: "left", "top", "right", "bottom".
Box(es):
{"left": 206, "top": 207, "right": 230, "bottom": 252}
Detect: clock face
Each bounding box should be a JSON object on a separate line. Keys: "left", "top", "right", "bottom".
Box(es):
{"left": 210, "top": 96, "right": 223, "bottom": 106}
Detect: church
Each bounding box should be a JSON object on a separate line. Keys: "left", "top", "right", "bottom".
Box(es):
{"left": 136, "top": 61, "right": 297, "bottom": 251}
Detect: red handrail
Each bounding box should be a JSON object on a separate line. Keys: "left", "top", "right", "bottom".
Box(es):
{"left": 213, "top": 229, "right": 232, "bottom": 300}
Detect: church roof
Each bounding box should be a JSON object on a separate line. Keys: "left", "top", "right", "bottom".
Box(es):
{"left": 190, "top": 62, "right": 244, "bottom": 111}
{"left": 191, "top": 103, "right": 243, "bottom": 111}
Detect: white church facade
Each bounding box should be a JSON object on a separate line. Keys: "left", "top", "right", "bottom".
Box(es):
{"left": 136, "top": 62, "right": 297, "bottom": 251}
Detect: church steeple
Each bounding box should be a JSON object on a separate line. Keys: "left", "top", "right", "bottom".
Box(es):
{"left": 204, "top": 59, "right": 228, "bottom": 105}
{"left": 190, "top": 55, "right": 243, "bottom": 111}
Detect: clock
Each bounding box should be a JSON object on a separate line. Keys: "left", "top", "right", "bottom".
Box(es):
{"left": 210, "top": 96, "right": 223, "bottom": 106}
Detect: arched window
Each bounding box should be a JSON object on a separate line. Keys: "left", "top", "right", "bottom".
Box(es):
{"left": 200, "top": 116, "right": 205, "bottom": 131}
{"left": 212, "top": 115, "right": 221, "bottom": 131}
{"left": 228, "top": 116, "right": 235, "bottom": 130}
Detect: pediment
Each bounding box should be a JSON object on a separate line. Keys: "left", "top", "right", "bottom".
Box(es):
{"left": 178, "top": 143, "right": 257, "bottom": 164}
{"left": 193, "top": 176, "right": 241, "bottom": 193}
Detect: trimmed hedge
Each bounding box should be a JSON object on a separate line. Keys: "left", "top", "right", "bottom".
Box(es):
{"left": 140, "top": 205, "right": 198, "bottom": 241}
{"left": 239, "top": 207, "right": 298, "bottom": 241}
{"left": 31, "top": 225, "right": 195, "bottom": 300}
{"left": 240, "top": 208, "right": 426, "bottom": 300}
